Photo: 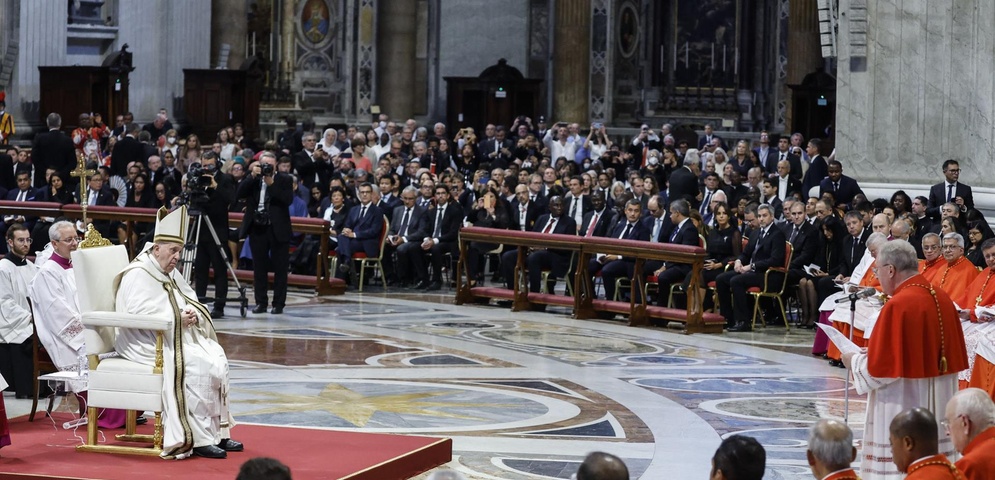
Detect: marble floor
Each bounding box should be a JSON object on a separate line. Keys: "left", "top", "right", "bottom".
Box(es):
{"left": 4, "top": 288, "right": 862, "bottom": 479}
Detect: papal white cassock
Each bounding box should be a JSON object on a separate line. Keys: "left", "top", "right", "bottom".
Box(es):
{"left": 114, "top": 251, "right": 234, "bottom": 459}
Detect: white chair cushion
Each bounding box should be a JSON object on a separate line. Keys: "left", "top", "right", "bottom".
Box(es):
{"left": 88, "top": 357, "right": 163, "bottom": 411}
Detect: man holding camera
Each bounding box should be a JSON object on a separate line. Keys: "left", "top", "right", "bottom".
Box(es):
{"left": 236, "top": 152, "right": 293, "bottom": 314}
{"left": 192, "top": 152, "right": 235, "bottom": 318}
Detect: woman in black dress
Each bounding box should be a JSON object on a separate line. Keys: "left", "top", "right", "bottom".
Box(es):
{"left": 801, "top": 216, "right": 846, "bottom": 327}
{"left": 685, "top": 201, "right": 741, "bottom": 310}
{"left": 465, "top": 187, "right": 511, "bottom": 285}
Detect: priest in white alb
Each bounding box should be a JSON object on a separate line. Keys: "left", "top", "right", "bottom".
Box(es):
{"left": 0, "top": 223, "right": 39, "bottom": 398}
{"left": 114, "top": 205, "right": 242, "bottom": 459}
{"left": 841, "top": 240, "right": 968, "bottom": 480}
{"left": 28, "top": 220, "right": 127, "bottom": 428}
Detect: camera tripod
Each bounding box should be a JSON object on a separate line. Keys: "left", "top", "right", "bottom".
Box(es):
{"left": 179, "top": 209, "right": 249, "bottom": 318}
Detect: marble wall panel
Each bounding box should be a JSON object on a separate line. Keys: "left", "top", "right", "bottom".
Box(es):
{"left": 117, "top": 0, "right": 211, "bottom": 122}
{"left": 15, "top": 0, "right": 67, "bottom": 123}
{"left": 438, "top": 0, "right": 529, "bottom": 80}
{"left": 920, "top": 0, "right": 951, "bottom": 162}
{"left": 837, "top": 0, "right": 995, "bottom": 188}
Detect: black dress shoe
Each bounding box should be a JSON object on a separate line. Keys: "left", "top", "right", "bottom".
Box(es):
{"left": 829, "top": 359, "right": 845, "bottom": 368}
{"left": 210, "top": 309, "right": 225, "bottom": 319}
{"left": 729, "top": 322, "right": 752, "bottom": 332}
{"left": 193, "top": 445, "right": 227, "bottom": 459}
{"left": 217, "top": 438, "right": 244, "bottom": 452}
{"left": 135, "top": 416, "right": 148, "bottom": 425}
{"left": 270, "top": 307, "right": 283, "bottom": 314}
{"left": 426, "top": 281, "right": 442, "bottom": 291}
{"left": 413, "top": 280, "right": 429, "bottom": 290}
{"left": 251, "top": 305, "right": 267, "bottom": 314}
{"left": 495, "top": 300, "right": 513, "bottom": 307}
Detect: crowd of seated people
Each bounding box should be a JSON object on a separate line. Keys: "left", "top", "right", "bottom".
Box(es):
{"left": 2, "top": 114, "right": 992, "bottom": 318}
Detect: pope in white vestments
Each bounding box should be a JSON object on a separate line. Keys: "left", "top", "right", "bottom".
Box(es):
{"left": 842, "top": 241, "right": 968, "bottom": 480}
{"left": 113, "top": 205, "right": 242, "bottom": 459}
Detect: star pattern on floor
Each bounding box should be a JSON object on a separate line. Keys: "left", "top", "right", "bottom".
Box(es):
{"left": 232, "top": 383, "right": 511, "bottom": 427}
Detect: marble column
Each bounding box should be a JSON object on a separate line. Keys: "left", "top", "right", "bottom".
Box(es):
{"left": 377, "top": 0, "right": 416, "bottom": 119}
{"left": 785, "top": 0, "right": 821, "bottom": 132}
{"left": 836, "top": 0, "right": 995, "bottom": 187}
{"left": 118, "top": 0, "right": 210, "bottom": 121}
{"left": 552, "top": 0, "right": 590, "bottom": 122}
{"left": 281, "top": 0, "right": 296, "bottom": 84}
{"left": 211, "top": 0, "right": 248, "bottom": 69}
{"left": 15, "top": 0, "right": 67, "bottom": 125}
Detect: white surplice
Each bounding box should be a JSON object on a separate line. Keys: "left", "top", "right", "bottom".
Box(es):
{"left": 959, "top": 319, "right": 993, "bottom": 382}
{"left": 817, "top": 251, "right": 891, "bottom": 335}
{"left": 0, "top": 256, "right": 38, "bottom": 344}
{"left": 28, "top": 256, "right": 88, "bottom": 391}
{"left": 114, "top": 252, "right": 234, "bottom": 459}
{"left": 848, "top": 353, "right": 959, "bottom": 480}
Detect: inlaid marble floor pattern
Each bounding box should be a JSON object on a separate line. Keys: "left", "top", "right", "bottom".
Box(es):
{"left": 4, "top": 290, "right": 859, "bottom": 479}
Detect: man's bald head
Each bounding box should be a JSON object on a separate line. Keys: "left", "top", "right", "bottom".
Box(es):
{"left": 889, "top": 407, "right": 939, "bottom": 473}
{"left": 807, "top": 419, "right": 856, "bottom": 474}
{"left": 871, "top": 213, "right": 890, "bottom": 234}
{"left": 891, "top": 219, "right": 911, "bottom": 240}
{"left": 576, "top": 452, "right": 629, "bottom": 480}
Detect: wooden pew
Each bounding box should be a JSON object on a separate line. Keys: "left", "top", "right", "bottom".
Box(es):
{"left": 455, "top": 226, "right": 725, "bottom": 334}
{"left": 0, "top": 201, "right": 344, "bottom": 296}
{"left": 456, "top": 227, "right": 584, "bottom": 312}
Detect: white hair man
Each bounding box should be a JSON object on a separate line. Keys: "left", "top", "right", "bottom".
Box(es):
{"left": 114, "top": 206, "right": 242, "bottom": 459}
{"left": 945, "top": 388, "right": 995, "bottom": 478}
{"left": 29, "top": 221, "right": 128, "bottom": 428}
{"left": 806, "top": 419, "right": 857, "bottom": 480}
{"left": 841, "top": 240, "right": 968, "bottom": 479}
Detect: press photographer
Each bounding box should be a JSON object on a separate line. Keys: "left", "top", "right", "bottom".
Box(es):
{"left": 235, "top": 152, "right": 293, "bottom": 315}
{"left": 188, "top": 152, "right": 235, "bottom": 318}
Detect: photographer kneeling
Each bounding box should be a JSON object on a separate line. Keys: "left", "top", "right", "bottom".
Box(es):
{"left": 189, "top": 151, "right": 235, "bottom": 318}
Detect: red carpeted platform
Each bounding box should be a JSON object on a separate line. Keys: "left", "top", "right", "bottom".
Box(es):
{"left": 0, "top": 416, "right": 451, "bottom": 480}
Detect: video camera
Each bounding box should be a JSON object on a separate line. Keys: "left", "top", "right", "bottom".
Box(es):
{"left": 260, "top": 162, "right": 275, "bottom": 176}
{"left": 185, "top": 162, "right": 213, "bottom": 189}
{"left": 177, "top": 162, "right": 213, "bottom": 212}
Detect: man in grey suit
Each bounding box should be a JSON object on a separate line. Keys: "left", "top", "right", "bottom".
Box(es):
{"left": 385, "top": 186, "right": 428, "bottom": 287}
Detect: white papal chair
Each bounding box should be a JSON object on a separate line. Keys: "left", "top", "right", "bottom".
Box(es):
{"left": 72, "top": 229, "right": 170, "bottom": 455}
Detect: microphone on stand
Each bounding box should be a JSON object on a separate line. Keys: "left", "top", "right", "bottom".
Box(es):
{"left": 835, "top": 287, "right": 878, "bottom": 304}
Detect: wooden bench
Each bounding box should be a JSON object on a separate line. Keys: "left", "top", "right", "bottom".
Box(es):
{"left": 0, "top": 201, "right": 345, "bottom": 295}
{"left": 455, "top": 226, "right": 724, "bottom": 334}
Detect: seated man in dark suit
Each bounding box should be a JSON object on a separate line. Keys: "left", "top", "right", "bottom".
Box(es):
{"left": 336, "top": 182, "right": 385, "bottom": 282}
{"left": 648, "top": 198, "right": 700, "bottom": 306}
{"left": 579, "top": 191, "right": 613, "bottom": 238}
{"left": 591, "top": 199, "right": 650, "bottom": 301}
{"left": 499, "top": 196, "right": 577, "bottom": 295}
{"left": 772, "top": 159, "right": 803, "bottom": 201}
{"left": 398, "top": 184, "right": 463, "bottom": 291}
{"left": 780, "top": 201, "right": 819, "bottom": 326}
{"left": 385, "top": 186, "right": 428, "bottom": 286}
{"left": 818, "top": 160, "right": 863, "bottom": 210}
{"left": 715, "top": 203, "right": 787, "bottom": 332}
{"left": 74, "top": 170, "right": 116, "bottom": 238}
{"left": 510, "top": 183, "right": 543, "bottom": 233}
